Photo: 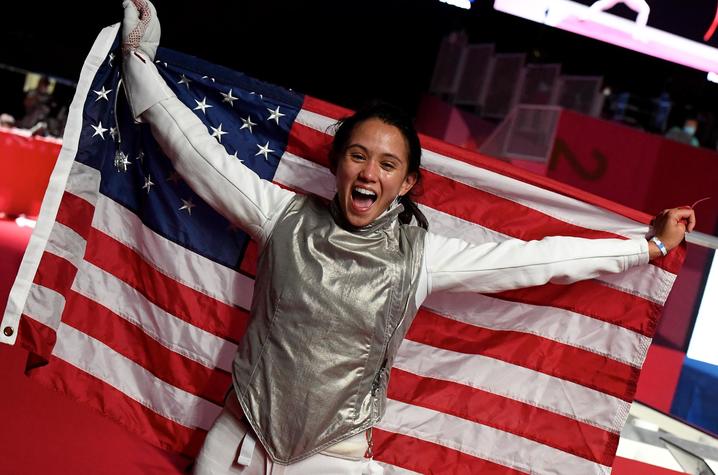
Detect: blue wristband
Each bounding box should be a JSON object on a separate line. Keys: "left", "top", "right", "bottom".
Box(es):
{"left": 650, "top": 236, "right": 668, "bottom": 256}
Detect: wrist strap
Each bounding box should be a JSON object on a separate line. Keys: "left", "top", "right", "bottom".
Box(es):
{"left": 651, "top": 236, "right": 668, "bottom": 256}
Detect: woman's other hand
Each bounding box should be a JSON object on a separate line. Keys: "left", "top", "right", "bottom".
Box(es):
{"left": 648, "top": 207, "right": 696, "bottom": 260}
{"left": 122, "top": 0, "right": 161, "bottom": 61}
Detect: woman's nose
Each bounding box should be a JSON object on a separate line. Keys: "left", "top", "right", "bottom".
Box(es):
{"left": 359, "top": 159, "right": 379, "bottom": 181}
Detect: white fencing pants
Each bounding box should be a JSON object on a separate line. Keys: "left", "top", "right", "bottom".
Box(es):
{"left": 193, "top": 392, "right": 384, "bottom": 475}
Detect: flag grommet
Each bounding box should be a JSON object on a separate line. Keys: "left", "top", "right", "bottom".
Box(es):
{"left": 2, "top": 326, "right": 13, "bottom": 337}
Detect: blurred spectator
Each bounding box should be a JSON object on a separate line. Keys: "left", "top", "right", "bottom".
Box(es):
{"left": 17, "top": 75, "right": 55, "bottom": 130}
{"left": 47, "top": 105, "right": 68, "bottom": 137}
{"left": 0, "top": 113, "right": 15, "bottom": 128}
{"left": 650, "top": 91, "right": 671, "bottom": 133}
{"left": 665, "top": 117, "right": 700, "bottom": 147}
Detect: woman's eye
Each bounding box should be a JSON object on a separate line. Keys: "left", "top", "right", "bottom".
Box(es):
{"left": 351, "top": 153, "right": 365, "bottom": 161}
{"left": 382, "top": 162, "right": 396, "bottom": 170}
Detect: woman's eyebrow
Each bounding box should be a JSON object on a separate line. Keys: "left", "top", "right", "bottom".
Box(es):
{"left": 346, "top": 143, "right": 369, "bottom": 152}
{"left": 347, "top": 143, "right": 401, "bottom": 161}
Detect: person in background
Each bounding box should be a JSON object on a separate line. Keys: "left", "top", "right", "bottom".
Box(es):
{"left": 666, "top": 117, "right": 700, "bottom": 147}
{"left": 0, "top": 113, "right": 15, "bottom": 128}
{"left": 17, "top": 75, "right": 54, "bottom": 131}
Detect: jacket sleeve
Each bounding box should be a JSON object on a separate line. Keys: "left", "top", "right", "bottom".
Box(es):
{"left": 423, "top": 233, "right": 650, "bottom": 294}
{"left": 123, "top": 51, "right": 295, "bottom": 246}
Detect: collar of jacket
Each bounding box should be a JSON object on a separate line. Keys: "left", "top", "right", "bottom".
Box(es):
{"left": 329, "top": 195, "right": 404, "bottom": 234}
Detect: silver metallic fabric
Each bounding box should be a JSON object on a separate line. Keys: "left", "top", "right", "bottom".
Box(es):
{"left": 232, "top": 195, "right": 426, "bottom": 464}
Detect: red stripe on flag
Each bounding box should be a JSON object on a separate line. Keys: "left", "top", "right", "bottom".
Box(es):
{"left": 286, "top": 122, "right": 332, "bottom": 168}
{"left": 239, "top": 240, "right": 259, "bottom": 278}
{"left": 419, "top": 169, "right": 625, "bottom": 241}
{"left": 373, "top": 428, "right": 526, "bottom": 475}
{"left": 29, "top": 355, "right": 207, "bottom": 457}
{"left": 388, "top": 368, "right": 619, "bottom": 467}
{"left": 302, "top": 95, "right": 352, "bottom": 120}
{"left": 18, "top": 314, "right": 57, "bottom": 363}
{"left": 62, "top": 290, "right": 232, "bottom": 405}
{"left": 417, "top": 131, "right": 654, "bottom": 228}
{"left": 33, "top": 251, "right": 77, "bottom": 296}
{"left": 55, "top": 191, "right": 94, "bottom": 239}
{"left": 83, "top": 228, "right": 250, "bottom": 342}
{"left": 496, "top": 281, "right": 661, "bottom": 337}
{"left": 406, "top": 309, "right": 639, "bottom": 401}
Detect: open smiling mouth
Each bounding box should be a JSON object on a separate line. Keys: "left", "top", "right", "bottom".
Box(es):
{"left": 351, "top": 187, "right": 378, "bottom": 212}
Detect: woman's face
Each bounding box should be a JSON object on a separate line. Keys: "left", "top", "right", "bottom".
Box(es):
{"left": 335, "top": 118, "right": 417, "bottom": 228}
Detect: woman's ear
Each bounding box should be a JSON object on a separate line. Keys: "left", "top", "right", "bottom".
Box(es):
{"left": 400, "top": 171, "right": 418, "bottom": 196}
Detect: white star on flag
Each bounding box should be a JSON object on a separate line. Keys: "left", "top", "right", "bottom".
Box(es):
{"left": 255, "top": 141, "right": 274, "bottom": 160}
{"left": 179, "top": 198, "right": 196, "bottom": 215}
{"left": 221, "top": 89, "right": 238, "bottom": 106}
{"left": 210, "top": 123, "right": 228, "bottom": 143}
{"left": 229, "top": 151, "right": 243, "bottom": 163}
{"left": 93, "top": 86, "right": 112, "bottom": 102}
{"left": 114, "top": 151, "right": 131, "bottom": 172}
{"left": 142, "top": 175, "right": 155, "bottom": 194}
{"left": 194, "top": 97, "right": 213, "bottom": 114}
{"left": 108, "top": 52, "right": 115, "bottom": 66}
{"left": 91, "top": 121, "right": 108, "bottom": 139}
{"left": 240, "top": 115, "right": 256, "bottom": 133}
{"left": 109, "top": 127, "right": 118, "bottom": 141}
{"left": 266, "top": 106, "right": 285, "bottom": 125}
{"left": 178, "top": 74, "right": 192, "bottom": 87}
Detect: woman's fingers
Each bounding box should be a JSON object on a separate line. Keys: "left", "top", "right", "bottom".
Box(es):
{"left": 669, "top": 208, "right": 695, "bottom": 228}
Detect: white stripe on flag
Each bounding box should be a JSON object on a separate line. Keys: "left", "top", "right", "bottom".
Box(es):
{"left": 295, "top": 109, "right": 337, "bottom": 136}
{"left": 375, "top": 462, "right": 423, "bottom": 475}
{"left": 92, "top": 194, "right": 255, "bottom": 311}
{"left": 419, "top": 203, "right": 509, "bottom": 244}
{"left": 46, "top": 221, "right": 87, "bottom": 269}
{"left": 66, "top": 160, "right": 101, "bottom": 205}
{"left": 71, "top": 261, "right": 237, "bottom": 372}
{"left": 275, "top": 151, "right": 335, "bottom": 198}
{"left": 52, "top": 323, "right": 222, "bottom": 430}
{"left": 394, "top": 339, "right": 629, "bottom": 432}
{"left": 377, "top": 399, "right": 611, "bottom": 475}
{"left": 597, "top": 264, "right": 675, "bottom": 305}
{"left": 421, "top": 149, "right": 647, "bottom": 239}
{"left": 424, "top": 291, "right": 650, "bottom": 367}
{"left": 23, "top": 284, "right": 65, "bottom": 330}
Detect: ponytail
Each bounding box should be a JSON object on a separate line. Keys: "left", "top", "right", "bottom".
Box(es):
{"left": 398, "top": 195, "right": 429, "bottom": 230}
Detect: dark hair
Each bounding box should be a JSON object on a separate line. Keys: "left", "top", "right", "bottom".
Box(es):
{"left": 328, "top": 102, "right": 429, "bottom": 229}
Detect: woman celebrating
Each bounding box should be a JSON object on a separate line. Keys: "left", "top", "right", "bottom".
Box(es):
{"left": 121, "top": 1, "right": 695, "bottom": 473}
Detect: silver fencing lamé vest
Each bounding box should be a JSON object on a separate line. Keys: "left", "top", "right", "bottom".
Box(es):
{"left": 232, "top": 194, "right": 426, "bottom": 464}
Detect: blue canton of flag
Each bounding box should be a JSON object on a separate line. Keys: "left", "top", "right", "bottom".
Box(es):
{"left": 81, "top": 37, "right": 304, "bottom": 269}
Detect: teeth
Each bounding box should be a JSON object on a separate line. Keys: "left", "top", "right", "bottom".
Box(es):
{"left": 354, "top": 187, "right": 377, "bottom": 197}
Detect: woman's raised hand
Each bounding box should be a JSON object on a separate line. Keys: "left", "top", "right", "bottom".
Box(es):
{"left": 122, "top": 0, "right": 161, "bottom": 61}
{"left": 648, "top": 207, "right": 696, "bottom": 259}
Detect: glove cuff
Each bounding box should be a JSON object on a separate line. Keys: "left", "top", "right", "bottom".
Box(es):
{"left": 122, "top": 51, "right": 176, "bottom": 121}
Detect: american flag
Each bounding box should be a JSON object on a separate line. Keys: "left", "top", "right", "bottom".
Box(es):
{"left": 0, "top": 24, "right": 684, "bottom": 474}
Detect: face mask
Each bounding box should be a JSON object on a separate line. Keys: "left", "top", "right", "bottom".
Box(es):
{"left": 684, "top": 125, "right": 696, "bottom": 136}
